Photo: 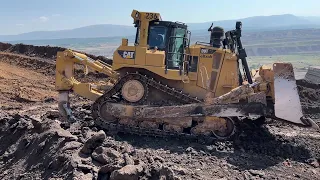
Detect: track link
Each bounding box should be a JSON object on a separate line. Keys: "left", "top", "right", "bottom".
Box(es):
{"left": 91, "top": 72, "right": 238, "bottom": 143}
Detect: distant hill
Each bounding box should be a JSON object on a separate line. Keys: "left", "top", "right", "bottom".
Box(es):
{"left": 301, "top": 16, "right": 320, "bottom": 24}
{"left": 0, "top": 24, "right": 135, "bottom": 41}
{"left": 5, "top": 28, "right": 320, "bottom": 58}
{"left": 188, "top": 14, "right": 320, "bottom": 32}
{"left": 1, "top": 14, "right": 320, "bottom": 41}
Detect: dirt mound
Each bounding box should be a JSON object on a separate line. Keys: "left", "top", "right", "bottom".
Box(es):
{"left": 0, "top": 42, "right": 113, "bottom": 64}
{"left": 0, "top": 52, "right": 109, "bottom": 113}
{"left": 0, "top": 43, "right": 12, "bottom": 51}
{"left": 67, "top": 104, "right": 320, "bottom": 180}
{"left": 304, "top": 66, "right": 320, "bottom": 84}
{"left": 297, "top": 79, "right": 320, "bottom": 120}
{"left": 1, "top": 107, "right": 319, "bottom": 180}
{"left": 0, "top": 113, "right": 80, "bottom": 179}
{"left": 0, "top": 56, "right": 56, "bottom": 111}
{"left": 0, "top": 112, "right": 186, "bottom": 180}
{"left": 0, "top": 42, "right": 65, "bottom": 59}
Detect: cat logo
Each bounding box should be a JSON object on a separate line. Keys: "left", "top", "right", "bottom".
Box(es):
{"left": 123, "top": 51, "right": 135, "bottom": 59}
{"left": 118, "top": 50, "right": 135, "bottom": 59}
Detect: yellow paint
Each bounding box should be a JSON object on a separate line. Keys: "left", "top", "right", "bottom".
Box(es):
{"left": 131, "top": 9, "right": 161, "bottom": 47}
{"left": 214, "top": 52, "right": 238, "bottom": 97}
{"left": 197, "top": 56, "right": 214, "bottom": 89}
{"left": 113, "top": 46, "right": 136, "bottom": 65}
{"left": 112, "top": 63, "right": 197, "bottom": 81}
{"left": 135, "top": 47, "right": 147, "bottom": 65}
{"left": 258, "top": 65, "right": 275, "bottom": 100}
{"left": 145, "top": 50, "right": 165, "bottom": 67}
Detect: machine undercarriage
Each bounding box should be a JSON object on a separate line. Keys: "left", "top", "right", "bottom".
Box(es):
{"left": 91, "top": 72, "right": 262, "bottom": 141}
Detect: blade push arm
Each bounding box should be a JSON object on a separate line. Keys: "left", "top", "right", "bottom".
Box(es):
{"left": 56, "top": 49, "right": 118, "bottom": 84}
{"left": 55, "top": 49, "right": 119, "bottom": 121}
{"left": 55, "top": 49, "right": 119, "bottom": 94}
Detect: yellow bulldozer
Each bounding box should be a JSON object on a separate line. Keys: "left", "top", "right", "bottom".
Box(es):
{"left": 55, "top": 9, "right": 318, "bottom": 140}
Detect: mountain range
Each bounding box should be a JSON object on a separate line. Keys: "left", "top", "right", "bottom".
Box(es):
{"left": 1, "top": 14, "right": 320, "bottom": 41}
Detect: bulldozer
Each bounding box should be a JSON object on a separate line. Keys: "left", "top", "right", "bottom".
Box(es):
{"left": 55, "top": 9, "right": 319, "bottom": 141}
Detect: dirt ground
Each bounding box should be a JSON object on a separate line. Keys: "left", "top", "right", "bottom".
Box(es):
{"left": 0, "top": 43, "right": 319, "bottom": 180}
{"left": 0, "top": 59, "right": 56, "bottom": 110}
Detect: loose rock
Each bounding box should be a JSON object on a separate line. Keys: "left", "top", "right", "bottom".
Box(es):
{"left": 110, "top": 164, "right": 144, "bottom": 180}
{"left": 174, "top": 167, "right": 188, "bottom": 175}
{"left": 248, "top": 169, "right": 265, "bottom": 177}
{"left": 307, "top": 158, "right": 320, "bottom": 168}
{"left": 124, "top": 153, "right": 135, "bottom": 165}
{"left": 80, "top": 130, "right": 106, "bottom": 154}
{"left": 91, "top": 146, "right": 122, "bottom": 165}
{"left": 154, "top": 155, "right": 165, "bottom": 163}
{"left": 99, "top": 164, "right": 122, "bottom": 174}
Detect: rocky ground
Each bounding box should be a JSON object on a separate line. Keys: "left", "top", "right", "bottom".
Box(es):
{"left": 0, "top": 43, "right": 319, "bottom": 180}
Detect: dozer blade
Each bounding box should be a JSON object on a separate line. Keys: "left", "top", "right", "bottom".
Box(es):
{"left": 273, "top": 63, "right": 319, "bottom": 129}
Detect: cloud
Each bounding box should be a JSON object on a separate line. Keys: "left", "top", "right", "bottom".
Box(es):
{"left": 16, "top": 23, "right": 24, "bottom": 26}
{"left": 39, "top": 16, "right": 49, "bottom": 22}
{"left": 52, "top": 14, "right": 61, "bottom": 17}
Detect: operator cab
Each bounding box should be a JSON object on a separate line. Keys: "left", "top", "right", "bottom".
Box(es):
{"left": 146, "top": 21, "right": 189, "bottom": 70}
{"left": 131, "top": 10, "right": 190, "bottom": 72}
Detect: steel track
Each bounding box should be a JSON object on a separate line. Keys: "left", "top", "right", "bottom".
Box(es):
{"left": 91, "top": 72, "right": 239, "bottom": 143}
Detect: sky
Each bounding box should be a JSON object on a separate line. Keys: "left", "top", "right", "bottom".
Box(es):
{"left": 0, "top": 0, "right": 320, "bottom": 35}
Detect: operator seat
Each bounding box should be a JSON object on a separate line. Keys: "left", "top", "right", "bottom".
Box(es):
{"left": 155, "top": 34, "right": 164, "bottom": 48}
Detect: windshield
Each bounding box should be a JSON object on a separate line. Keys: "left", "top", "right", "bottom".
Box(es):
{"left": 148, "top": 26, "right": 167, "bottom": 49}
{"left": 167, "top": 28, "right": 186, "bottom": 69}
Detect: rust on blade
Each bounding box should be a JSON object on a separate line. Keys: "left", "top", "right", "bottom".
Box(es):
{"left": 273, "top": 62, "right": 295, "bottom": 80}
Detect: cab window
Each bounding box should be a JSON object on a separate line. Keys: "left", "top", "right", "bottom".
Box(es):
{"left": 148, "top": 26, "right": 167, "bottom": 50}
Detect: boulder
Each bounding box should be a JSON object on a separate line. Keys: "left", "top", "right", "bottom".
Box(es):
{"left": 110, "top": 165, "right": 144, "bottom": 180}
{"left": 80, "top": 130, "right": 106, "bottom": 154}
